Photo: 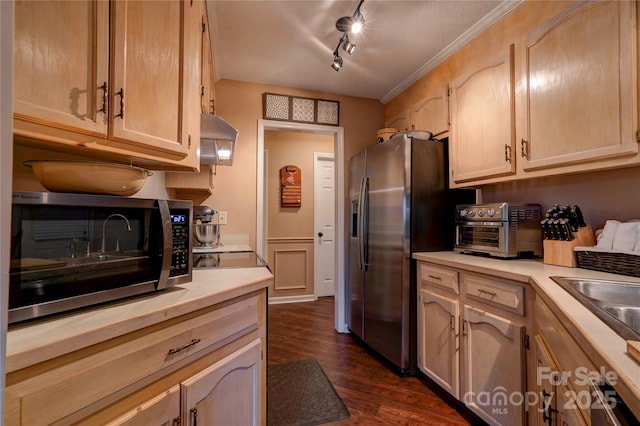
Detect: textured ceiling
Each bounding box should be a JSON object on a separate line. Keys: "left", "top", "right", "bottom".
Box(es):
{"left": 207, "top": 1, "right": 521, "bottom": 103}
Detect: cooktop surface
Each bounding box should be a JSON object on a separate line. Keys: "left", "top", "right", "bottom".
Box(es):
{"left": 193, "top": 250, "right": 268, "bottom": 269}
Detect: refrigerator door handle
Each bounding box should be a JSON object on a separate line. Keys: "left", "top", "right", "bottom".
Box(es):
{"left": 358, "top": 176, "right": 369, "bottom": 271}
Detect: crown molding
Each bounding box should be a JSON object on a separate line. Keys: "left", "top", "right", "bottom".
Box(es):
{"left": 380, "top": 0, "right": 524, "bottom": 105}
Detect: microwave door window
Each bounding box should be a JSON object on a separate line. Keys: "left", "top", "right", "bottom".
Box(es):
{"left": 9, "top": 204, "right": 156, "bottom": 314}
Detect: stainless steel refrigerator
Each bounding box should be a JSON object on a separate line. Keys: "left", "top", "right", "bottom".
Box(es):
{"left": 348, "top": 133, "right": 474, "bottom": 374}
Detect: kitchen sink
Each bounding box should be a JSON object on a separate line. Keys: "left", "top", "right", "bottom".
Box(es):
{"left": 551, "top": 276, "right": 640, "bottom": 341}
{"left": 603, "top": 305, "right": 640, "bottom": 334}
{"left": 562, "top": 278, "right": 640, "bottom": 306}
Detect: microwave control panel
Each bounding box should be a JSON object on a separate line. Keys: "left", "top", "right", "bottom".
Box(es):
{"left": 170, "top": 211, "right": 191, "bottom": 277}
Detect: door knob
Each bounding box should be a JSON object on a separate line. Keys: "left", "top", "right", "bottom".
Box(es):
{"left": 318, "top": 232, "right": 323, "bottom": 237}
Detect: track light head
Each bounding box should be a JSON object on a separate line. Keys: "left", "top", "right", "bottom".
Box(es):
{"left": 343, "top": 41, "right": 356, "bottom": 55}
{"left": 331, "top": 53, "right": 343, "bottom": 72}
{"left": 335, "top": 16, "right": 354, "bottom": 33}
{"left": 335, "top": 14, "right": 364, "bottom": 34}
{"left": 351, "top": 13, "right": 364, "bottom": 34}
{"left": 340, "top": 34, "right": 356, "bottom": 55}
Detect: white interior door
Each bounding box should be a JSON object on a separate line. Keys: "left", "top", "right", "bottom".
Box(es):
{"left": 314, "top": 153, "right": 335, "bottom": 297}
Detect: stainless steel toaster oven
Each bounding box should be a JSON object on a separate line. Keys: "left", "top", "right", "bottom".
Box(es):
{"left": 454, "top": 202, "right": 542, "bottom": 258}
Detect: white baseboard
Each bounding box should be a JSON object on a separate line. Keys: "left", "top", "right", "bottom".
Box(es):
{"left": 268, "top": 294, "right": 318, "bottom": 304}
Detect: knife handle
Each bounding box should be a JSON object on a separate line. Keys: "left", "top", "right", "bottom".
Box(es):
{"left": 573, "top": 205, "right": 587, "bottom": 227}
{"left": 541, "top": 219, "right": 553, "bottom": 240}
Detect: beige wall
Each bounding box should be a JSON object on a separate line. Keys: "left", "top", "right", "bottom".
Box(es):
{"left": 265, "top": 131, "right": 333, "bottom": 238}
{"left": 481, "top": 166, "right": 640, "bottom": 232}
{"left": 208, "top": 79, "right": 384, "bottom": 250}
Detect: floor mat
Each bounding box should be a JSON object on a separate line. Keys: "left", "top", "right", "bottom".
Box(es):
{"left": 268, "top": 358, "right": 350, "bottom": 426}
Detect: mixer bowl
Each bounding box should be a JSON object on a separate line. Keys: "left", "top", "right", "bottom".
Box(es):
{"left": 193, "top": 223, "right": 220, "bottom": 247}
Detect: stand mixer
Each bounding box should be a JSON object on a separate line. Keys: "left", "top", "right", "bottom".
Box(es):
{"left": 193, "top": 205, "right": 221, "bottom": 248}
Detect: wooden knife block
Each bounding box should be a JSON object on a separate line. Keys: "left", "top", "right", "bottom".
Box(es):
{"left": 543, "top": 225, "right": 595, "bottom": 267}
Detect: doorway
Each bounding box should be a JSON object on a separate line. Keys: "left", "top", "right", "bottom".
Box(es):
{"left": 257, "top": 120, "right": 347, "bottom": 333}
{"left": 314, "top": 152, "right": 335, "bottom": 297}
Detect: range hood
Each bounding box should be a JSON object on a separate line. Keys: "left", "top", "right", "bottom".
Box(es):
{"left": 200, "top": 113, "right": 239, "bottom": 166}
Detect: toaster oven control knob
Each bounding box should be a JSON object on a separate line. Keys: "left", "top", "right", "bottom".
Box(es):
{"left": 468, "top": 210, "right": 475, "bottom": 217}
{"left": 459, "top": 209, "right": 468, "bottom": 218}
{"left": 487, "top": 208, "right": 496, "bottom": 217}
{"left": 477, "top": 209, "right": 484, "bottom": 217}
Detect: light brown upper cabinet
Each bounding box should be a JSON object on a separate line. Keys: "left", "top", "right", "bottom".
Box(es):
{"left": 449, "top": 45, "right": 516, "bottom": 185}
{"left": 14, "top": 1, "right": 110, "bottom": 137}
{"left": 411, "top": 86, "right": 449, "bottom": 137}
{"left": 13, "top": 0, "right": 201, "bottom": 171}
{"left": 385, "top": 108, "right": 411, "bottom": 132}
{"left": 201, "top": 3, "right": 216, "bottom": 115}
{"left": 517, "top": 0, "right": 637, "bottom": 172}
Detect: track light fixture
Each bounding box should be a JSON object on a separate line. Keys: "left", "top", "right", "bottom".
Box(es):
{"left": 331, "top": 50, "right": 343, "bottom": 71}
{"left": 330, "top": 0, "right": 365, "bottom": 71}
{"left": 342, "top": 34, "right": 356, "bottom": 55}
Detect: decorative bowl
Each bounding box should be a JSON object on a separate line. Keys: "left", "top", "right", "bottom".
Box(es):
{"left": 24, "top": 160, "right": 153, "bottom": 196}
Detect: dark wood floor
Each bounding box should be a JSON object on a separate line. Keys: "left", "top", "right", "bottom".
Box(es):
{"left": 267, "top": 297, "right": 472, "bottom": 425}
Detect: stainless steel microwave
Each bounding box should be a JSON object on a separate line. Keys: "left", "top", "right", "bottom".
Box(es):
{"left": 9, "top": 191, "right": 192, "bottom": 324}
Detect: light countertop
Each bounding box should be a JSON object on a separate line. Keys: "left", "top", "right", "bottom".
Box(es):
{"left": 413, "top": 251, "right": 640, "bottom": 418}
{"left": 6, "top": 267, "right": 273, "bottom": 373}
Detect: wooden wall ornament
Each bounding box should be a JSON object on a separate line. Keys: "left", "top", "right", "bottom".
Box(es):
{"left": 280, "top": 165, "right": 301, "bottom": 207}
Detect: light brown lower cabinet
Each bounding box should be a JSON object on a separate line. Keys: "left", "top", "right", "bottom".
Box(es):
{"left": 417, "top": 261, "right": 533, "bottom": 426}
{"left": 4, "top": 289, "right": 267, "bottom": 426}
{"left": 535, "top": 296, "right": 594, "bottom": 426}
{"left": 534, "top": 335, "right": 587, "bottom": 426}
{"left": 105, "top": 339, "right": 262, "bottom": 426}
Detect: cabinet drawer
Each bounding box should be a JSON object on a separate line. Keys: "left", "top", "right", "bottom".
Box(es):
{"left": 5, "top": 293, "right": 263, "bottom": 426}
{"left": 418, "top": 263, "right": 459, "bottom": 294}
{"left": 464, "top": 274, "right": 525, "bottom": 315}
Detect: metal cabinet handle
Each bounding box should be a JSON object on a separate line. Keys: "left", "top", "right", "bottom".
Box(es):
{"left": 449, "top": 314, "right": 455, "bottom": 331}
{"left": 542, "top": 390, "right": 557, "bottom": 426}
{"left": 98, "top": 81, "right": 108, "bottom": 114}
{"left": 504, "top": 144, "right": 512, "bottom": 163}
{"left": 168, "top": 338, "right": 201, "bottom": 356}
{"left": 115, "top": 88, "right": 124, "bottom": 118}
{"left": 521, "top": 139, "right": 529, "bottom": 159}
{"left": 427, "top": 275, "right": 442, "bottom": 281}
{"left": 191, "top": 408, "right": 198, "bottom": 426}
{"left": 478, "top": 288, "right": 497, "bottom": 298}
{"left": 462, "top": 319, "right": 468, "bottom": 336}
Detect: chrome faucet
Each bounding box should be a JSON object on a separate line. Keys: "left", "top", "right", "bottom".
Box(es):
{"left": 101, "top": 213, "right": 132, "bottom": 253}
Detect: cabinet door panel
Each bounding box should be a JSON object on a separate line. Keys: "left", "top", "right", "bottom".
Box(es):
{"left": 418, "top": 289, "right": 460, "bottom": 398}
{"left": 181, "top": 339, "right": 262, "bottom": 426}
{"left": 385, "top": 109, "right": 411, "bottom": 132}
{"left": 14, "top": 0, "right": 109, "bottom": 136}
{"left": 110, "top": 0, "right": 188, "bottom": 156}
{"left": 450, "top": 45, "right": 516, "bottom": 183}
{"left": 412, "top": 87, "right": 449, "bottom": 136}
{"left": 521, "top": 0, "right": 637, "bottom": 171}
{"left": 105, "top": 385, "right": 180, "bottom": 426}
{"left": 462, "top": 304, "right": 525, "bottom": 426}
